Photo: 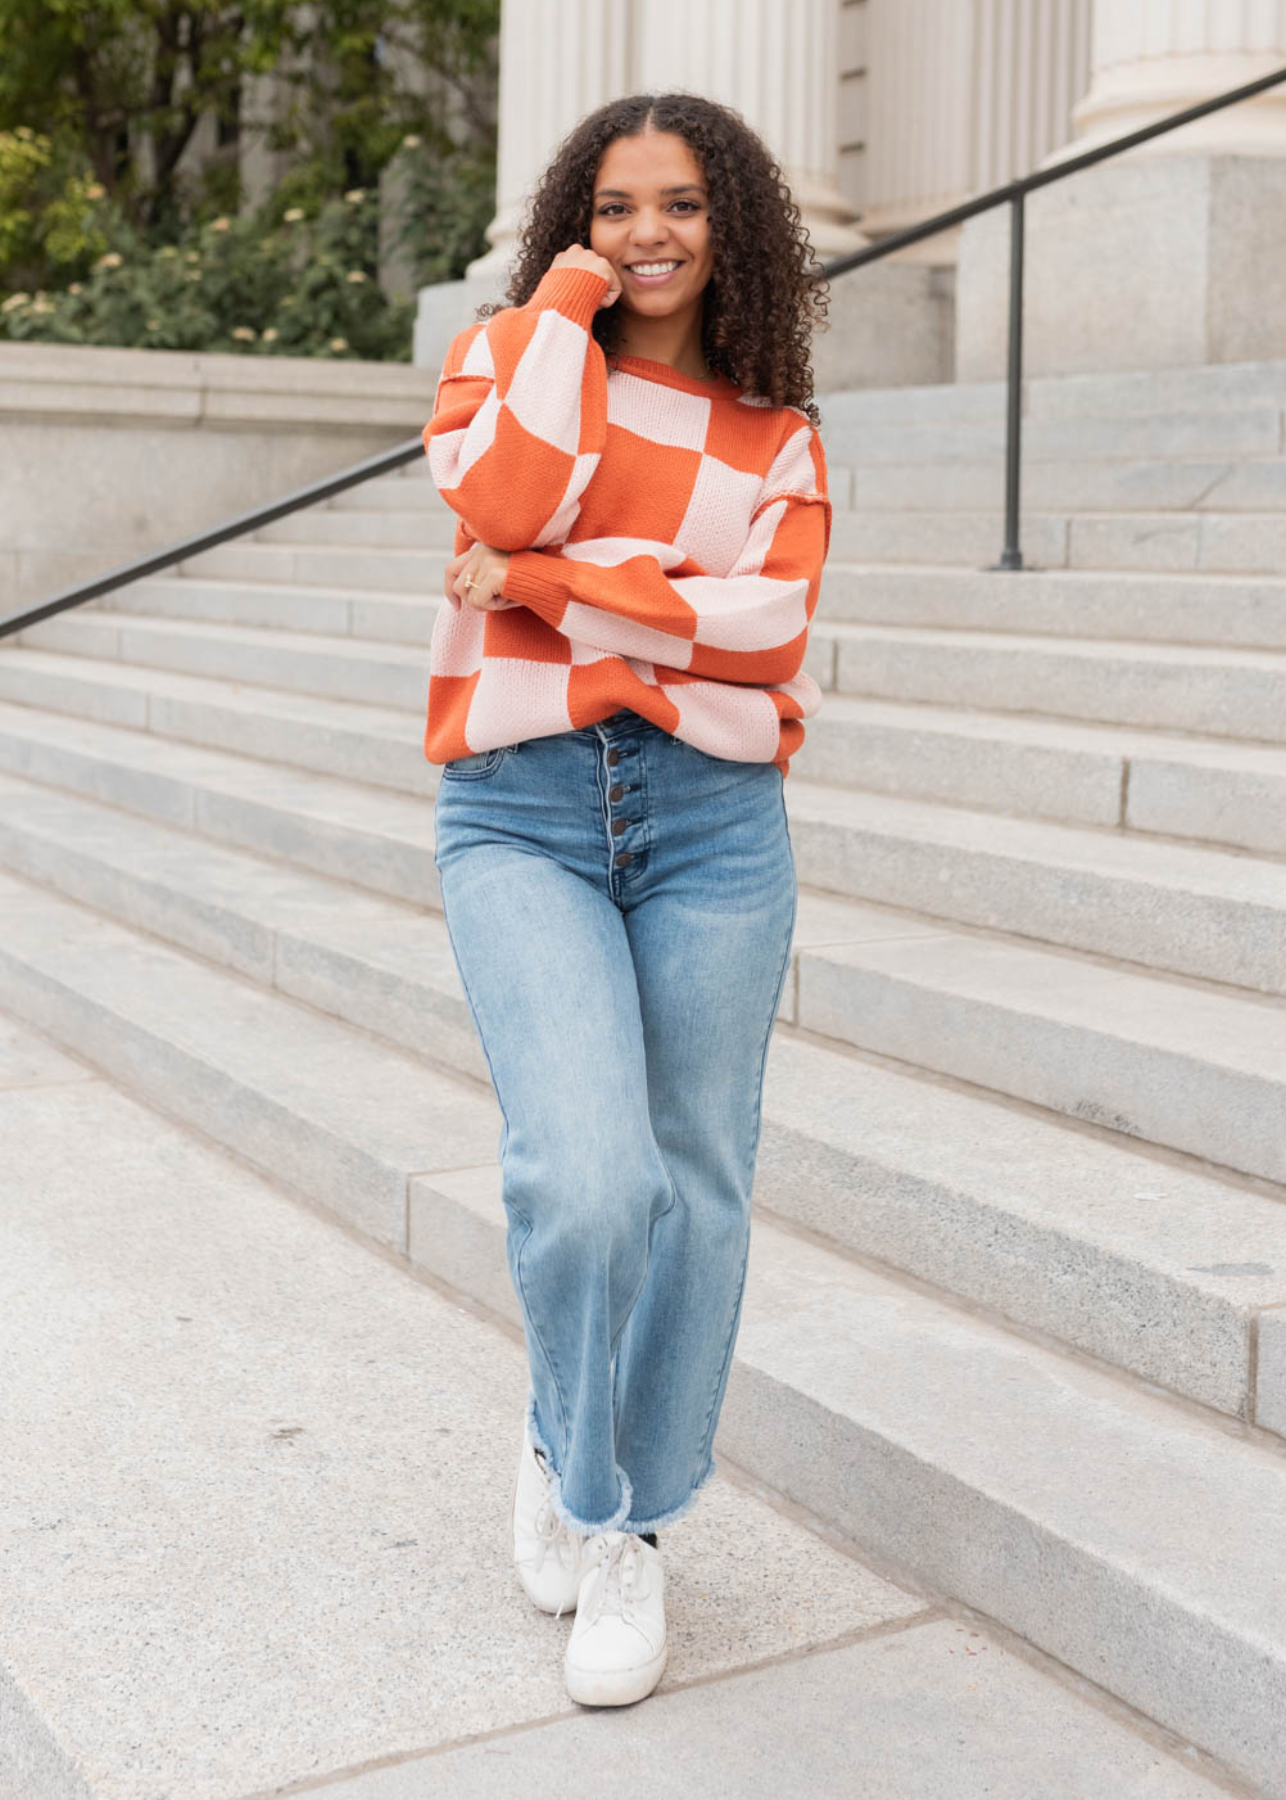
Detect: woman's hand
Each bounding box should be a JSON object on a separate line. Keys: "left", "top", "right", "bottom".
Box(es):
{"left": 549, "top": 243, "right": 621, "bottom": 308}
{"left": 446, "top": 541, "right": 517, "bottom": 610}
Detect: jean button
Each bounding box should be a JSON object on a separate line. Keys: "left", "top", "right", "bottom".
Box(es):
{"left": 607, "top": 749, "right": 621, "bottom": 767}
{"left": 609, "top": 784, "right": 624, "bottom": 802}
{"left": 614, "top": 851, "right": 632, "bottom": 867}
{"left": 611, "top": 817, "right": 628, "bottom": 836}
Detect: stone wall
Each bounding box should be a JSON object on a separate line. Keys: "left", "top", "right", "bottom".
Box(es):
{"left": 0, "top": 344, "right": 438, "bottom": 612}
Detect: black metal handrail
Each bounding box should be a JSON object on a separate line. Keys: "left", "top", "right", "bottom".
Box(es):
{"left": 3, "top": 57, "right": 1285, "bottom": 640}
{"left": 0, "top": 437, "right": 426, "bottom": 639}
{"left": 822, "top": 61, "right": 1286, "bottom": 571}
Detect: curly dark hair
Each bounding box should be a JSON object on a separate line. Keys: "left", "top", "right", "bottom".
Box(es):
{"left": 475, "top": 91, "right": 830, "bottom": 428}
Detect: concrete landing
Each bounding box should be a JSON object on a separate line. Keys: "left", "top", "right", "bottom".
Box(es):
{"left": 0, "top": 1016, "right": 1247, "bottom": 1800}
{"left": 319, "top": 1621, "right": 1237, "bottom": 1800}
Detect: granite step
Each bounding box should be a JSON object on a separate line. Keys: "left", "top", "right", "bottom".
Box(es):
{"left": 0, "top": 893, "right": 1283, "bottom": 1797}
{"left": 328, "top": 464, "right": 455, "bottom": 510}
{"left": 27, "top": 595, "right": 1286, "bottom": 753}
{"left": 784, "top": 781, "right": 1286, "bottom": 998}
{"left": 2, "top": 692, "right": 1281, "bottom": 999}
{"left": 793, "top": 693, "right": 1286, "bottom": 853}
{"left": 15, "top": 609, "right": 432, "bottom": 712}
{"left": 819, "top": 403, "right": 1282, "bottom": 468}
{"left": 8, "top": 643, "right": 1286, "bottom": 860}
{"left": 251, "top": 498, "right": 1286, "bottom": 579}
{"left": 793, "top": 917, "right": 1286, "bottom": 1188}
{"left": 9, "top": 601, "right": 822, "bottom": 722}
{"left": 852, "top": 455, "right": 1286, "bottom": 514}
{"left": 822, "top": 620, "right": 1286, "bottom": 741}
{"left": 0, "top": 701, "right": 440, "bottom": 904}
{"left": 821, "top": 356, "right": 1286, "bottom": 428}
{"left": 0, "top": 772, "right": 1284, "bottom": 1427}
{"left": 0, "top": 648, "right": 430, "bottom": 794}
{"left": 815, "top": 564, "right": 1286, "bottom": 651}
{"left": 177, "top": 539, "right": 442, "bottom": 591}
{"left": 825, "top": 507, "right": 1286, "bottom": 572}
{"left": 110, "top": 574, "right": 439, "bottom": 645}
{"left": 259, "top": 507, "right": 452, "bottom": 548}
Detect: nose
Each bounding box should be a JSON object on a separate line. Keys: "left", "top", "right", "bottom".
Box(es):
{"left": 629, "top": 208, "right": 671, "bottom": 248}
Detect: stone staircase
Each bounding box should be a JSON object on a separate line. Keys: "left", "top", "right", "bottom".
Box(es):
{"left": 3, "top": 354, "right": 1286, "bottom": 1795}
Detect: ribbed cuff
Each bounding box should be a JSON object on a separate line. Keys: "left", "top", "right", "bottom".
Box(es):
{"left": 523, "top": 264, "right": 611, "bottom": 328}
{"left": 502, "top": 549, "right": 567, "bottom": 623}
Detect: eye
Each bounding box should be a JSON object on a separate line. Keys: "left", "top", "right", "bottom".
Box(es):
{"left": 596, "top": 200, "right": 701, "bottom": 216}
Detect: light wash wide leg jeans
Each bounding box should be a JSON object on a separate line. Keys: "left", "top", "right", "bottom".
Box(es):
{"left": 433, "top": 708, "right": 797, "bottom": 1536}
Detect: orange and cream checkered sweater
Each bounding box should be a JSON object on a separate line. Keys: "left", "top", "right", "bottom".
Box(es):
{"left": 421, "top": 262, "right": 832, "bottom": 776}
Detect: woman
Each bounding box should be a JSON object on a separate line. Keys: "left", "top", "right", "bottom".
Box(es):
{"left": 423, "top": 90, "right": 831, "bottom": 1708}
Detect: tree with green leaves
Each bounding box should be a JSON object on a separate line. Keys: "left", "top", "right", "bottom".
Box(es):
{"left": 0, "top": 0, "right": 496, "bottom": 226}
{"left": 0, "top": 0, "right": 498, "bottom": 352}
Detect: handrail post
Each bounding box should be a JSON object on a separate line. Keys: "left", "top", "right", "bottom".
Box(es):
{"left": 995, "top": 190, "right": 1025, "bottom": 571}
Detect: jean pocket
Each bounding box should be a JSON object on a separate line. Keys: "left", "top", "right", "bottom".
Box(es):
{"left": 441, "top": 744, "right": 516, "bottom": 780}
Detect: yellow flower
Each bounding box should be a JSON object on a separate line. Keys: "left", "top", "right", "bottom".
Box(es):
{"left": 186, "top": 269, "right": 202, "bottom": 281}
{"left": 328, "top": 336, "right": 349, "bottom": 352}
{"left": 95, "top": 251, "right": 123, "bottom": 270}
{"left": 68, "top": 282, "right": 83, "bottom": 295}
{"left": 158, "top": 245, "right": 179, "bottom": 259}
{"left": 31, "top": 296, "right": 53, "bottom": 314}
{"left": 283, "top": 207, "right": 305, "bottom": 223}
{"left": 344, "top": 187, "right": 366, "bottom": 203}
{"left": 1, "top": 293, "right": 30, "bottom": 312}
{"left": 262, "top": 327, "right": 279, "bottom": 342}
{"left": 211, "top": 216, "right": 231, "bottom": 231}
{"left": 231, "top": 326, "right": 257, "bottom": 341}
{"left": 345, "top": 269, "right": 368, "bottom": 283}
{"left": 184, "top": 251, "right": 200, "bottom": 263}
{"left": 401, "top": 134, "right": 421, "bottom": 149}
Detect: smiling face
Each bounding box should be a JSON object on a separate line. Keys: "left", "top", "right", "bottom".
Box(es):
{"left": 589, "top": 127, "right": 715, "bottom": 321}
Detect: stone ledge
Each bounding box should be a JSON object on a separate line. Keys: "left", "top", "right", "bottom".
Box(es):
{"left": 0, "top": 340, "right": 436, "bottom": 432}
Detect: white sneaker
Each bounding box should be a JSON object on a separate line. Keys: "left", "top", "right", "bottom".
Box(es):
{"left": 564, "top": 1530, "right": 667, "bottom": 1706}
{"left": 510, "top": 1420, "right": 597, "bottom": 1617}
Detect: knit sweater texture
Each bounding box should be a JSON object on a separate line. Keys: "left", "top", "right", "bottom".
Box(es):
{"left": 421, "top": 262, "right": 832, "bottom": 776}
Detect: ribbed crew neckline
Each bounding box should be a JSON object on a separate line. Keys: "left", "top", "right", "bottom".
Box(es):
{"left": 608, "top": 352, "right": 742, "bottom": 399}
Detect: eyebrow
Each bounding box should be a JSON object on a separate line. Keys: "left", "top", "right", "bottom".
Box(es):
{"left": 593, "top": 184, "right": 707, "bottom": 199}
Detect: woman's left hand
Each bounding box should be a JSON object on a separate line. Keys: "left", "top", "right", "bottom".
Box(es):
{"left": 446, "top": 541, "right": 517, "bottom": 610}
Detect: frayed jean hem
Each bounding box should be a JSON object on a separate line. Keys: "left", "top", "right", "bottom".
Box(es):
{"left": 621, "top": 1451, "right": 716, "bottom": 1536}
{"left": 525, "top": 1389, "right": 634, "bottom": 1538}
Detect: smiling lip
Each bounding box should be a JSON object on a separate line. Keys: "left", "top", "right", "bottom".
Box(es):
{"left": 625, "top": 261, "right": 685, "bottom": 285}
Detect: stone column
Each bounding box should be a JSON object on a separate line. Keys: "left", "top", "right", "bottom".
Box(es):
{"left": 1066, "top": 0, "right": 1286, "bottom": 156}
{"left": 957, "top": 0, "right": 1286, "bottom": 377}
{"left": 417, "top": 0, "right": 952, "bottom": 389}
{"left": 464, "top": 0, "right": 631, "bottom": 282}
{"left": 860, "top": 0, "right": 1093, "bottom": 261}
{"left": 631, "top": 0, "right": 865, "bottom": 258}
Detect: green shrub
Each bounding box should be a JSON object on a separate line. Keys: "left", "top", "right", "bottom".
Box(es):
{"left": 0, "top": 126, "right": 118, "bottom": 288}
{"left": 2, "top": 184, "right": 414, "bottom": 359}
{"left": 390, "top": 132, "right": 496, "bottom": 291}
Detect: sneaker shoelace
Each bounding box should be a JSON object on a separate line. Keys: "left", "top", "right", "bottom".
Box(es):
{"left": 532, "top": 1493, "right": 583, "bottom": 1576}
{"left": 580, "top": 1532, "right": 647, "bottom": 1628}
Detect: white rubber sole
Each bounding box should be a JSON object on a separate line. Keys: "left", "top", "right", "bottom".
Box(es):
{"left": 564, "top": 1639, "right": 669, "bottom": 1707}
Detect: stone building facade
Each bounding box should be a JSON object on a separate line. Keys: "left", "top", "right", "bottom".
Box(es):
{"left": 415, "top": 0, "right": 1286, "bottom": 386}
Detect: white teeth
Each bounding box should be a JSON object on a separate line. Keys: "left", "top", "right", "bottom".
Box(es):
{"left": 630, "top": 262, "right": 680, "bottom": 275}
